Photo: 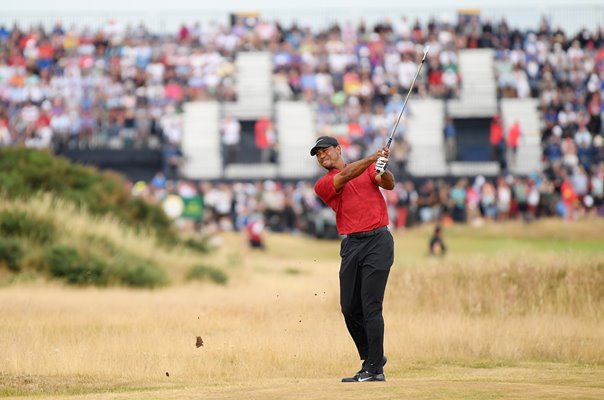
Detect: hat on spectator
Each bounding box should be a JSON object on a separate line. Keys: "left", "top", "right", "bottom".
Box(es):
{"left": 310, "top": 136, "right": 340, "bottom": 156}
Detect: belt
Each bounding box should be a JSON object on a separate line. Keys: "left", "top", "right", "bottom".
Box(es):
{"left": 347, "top": 226, "right": 388, "bottom": 239}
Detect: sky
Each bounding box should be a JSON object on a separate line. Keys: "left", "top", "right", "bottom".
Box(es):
{"left": 2, "top": 0, "right": 603, "bottom": 34}
{"left": 3, "top": 0, "right": 603, "bottom": 12}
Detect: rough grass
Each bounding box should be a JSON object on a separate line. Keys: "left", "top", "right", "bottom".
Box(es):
{"left": 0, "top": 194, "right": 206, "bottom": 285}
{"left": 0, "top": 219, "right": 603, "bottom": 399}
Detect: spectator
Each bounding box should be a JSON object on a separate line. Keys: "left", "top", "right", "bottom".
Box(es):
{"left": 544, "top": 132, "right": 563, "bottom": 166}
{"left": 480, "top": 180, "right": 498, "bottom": 220}
{"left": 511, "top": 176, "right": 529, "bottom": 221}
{"left": 417, "top": 179, "right": 438, "bottom": 223}
{"left": 391, "top": 136, "right": 411, "bottom": 178}
{"left": 449, "top": 178, "right": 467, "bottom": 223}
{"left": 221, "top": 114, "right": 241, "bottom": 165}
{"left": 560, "top": 174, "right": 578, "bottom": 220}
{"left": 593, "top": 135, "right": 604, "bottom": 166}
{"left": 443, "top": 116, "right": 457, "bottom": 162}
{"left": 496, "top": 176, "right": 512, "bottom": 221}
{"left": 429, "top": 225, "right": 446, "bottom": 256}
{"left": 490, "top": 114, "right": 506, "bottom": 170}
{"left": 254, "top": 114, "right": 276, "bottom": 163}
{"left": 395, "top": 180, "right": 417, "bottom": 229}
{"left": 466, "top": 177, "right": 483, "bottom": 225}
{"left": 507, "top": 119, "right": 522, "bottom": 168}
{"left": 526, "top": 179, "right": 540, "bottom": 220}
{"left": 591, "top": 166, "right": 604, "bottom": 216}
{"left": 262, "top": 180, "right": 286, "bottom": 231}
{"left": 246, "top": 214, "right": 266, "bottom": 249}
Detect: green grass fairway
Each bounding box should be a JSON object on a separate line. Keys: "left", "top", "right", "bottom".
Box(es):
{"left": 2, "top": 364, "right": 603, "bottom": 400}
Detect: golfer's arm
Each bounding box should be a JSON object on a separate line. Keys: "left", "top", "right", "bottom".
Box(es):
{"left": 333, "top": 156, "right": 376, "bottom": 191}
{"left": 375, "top": 171, "right": 395, "bottom": 190}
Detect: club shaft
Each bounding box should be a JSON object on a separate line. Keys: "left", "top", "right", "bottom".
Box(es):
{"left": 386, "top": 48, "right": 429, "bottom": 149}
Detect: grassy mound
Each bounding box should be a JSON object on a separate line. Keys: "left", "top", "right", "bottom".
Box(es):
{"left": 0, "top": 147, "right": 173, "bottom": 239}
{"left": 0, "top": 148, "right": 221, "bottom": 287}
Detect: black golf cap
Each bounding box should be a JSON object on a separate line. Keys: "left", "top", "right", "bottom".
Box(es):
{"left": 310, "top": 136, "right": 339, "bottom": 156}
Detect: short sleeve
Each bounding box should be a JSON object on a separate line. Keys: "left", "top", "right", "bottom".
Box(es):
{"left": 314, "top": 174, "right": 339, "bottom": 208}
{"left": 368, "top": 162, "right": 378, "bottom": 184}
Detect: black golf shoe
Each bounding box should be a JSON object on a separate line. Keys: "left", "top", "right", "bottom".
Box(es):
{"left": 341, "top": 356, "right": 388, "bottom": 382}
{"left": 341, "top": 370, "right": 386, "bottom": 382}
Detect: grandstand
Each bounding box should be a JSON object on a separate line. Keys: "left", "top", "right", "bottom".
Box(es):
{"left": 1, "top": 8, "right": 602, "bottom": 179}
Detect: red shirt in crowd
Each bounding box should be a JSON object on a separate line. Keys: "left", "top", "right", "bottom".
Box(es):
{"left": 508, "top": 121, "right": 521, "bottom": 149}
{"left": 428, "top": 69, "right": 443, "bottom": 86}
{"left": 347, "top": 122, "right": 363, "bottom": 137}
{"left": 490, "top": 117, "right": 503, "bottom": 146}
{"left": 314, "top": 166, "right": 389, "bottom": 235}
{"left": 246, "top": 220, "right": 263, "bottom": 242}
{"left": 561, "top": 179, "right": 577, "bottom": 207}
{"left": 38, "top": 42, "right": 54, "bottom": 60}
{"left": 254, "top": 117, "right": 272, "bottom": 149}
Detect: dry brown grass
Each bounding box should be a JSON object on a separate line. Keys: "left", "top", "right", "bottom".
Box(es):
{"left": 0, "top": 194, "right": 202, "bottom": 282}
{"left": 0, "top": 201, "right": 603, "bottom": 399}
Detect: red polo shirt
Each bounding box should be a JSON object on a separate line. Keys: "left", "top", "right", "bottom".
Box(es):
{"left": 314, "top": 165, "right": 389, "bottom": 235}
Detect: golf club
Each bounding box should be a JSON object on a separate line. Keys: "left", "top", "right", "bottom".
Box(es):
{"left": 385, "top": 46, "right": 430, "bottom": 149}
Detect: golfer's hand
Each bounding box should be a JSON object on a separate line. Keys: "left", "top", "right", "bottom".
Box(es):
{"left": 373, "top": 147, "right": 389, "bottom": 161}
{"left": 376, "top": 156, "right": 389, "bottom": 176}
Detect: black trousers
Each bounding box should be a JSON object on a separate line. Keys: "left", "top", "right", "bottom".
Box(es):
{"left": 339, "top": 228, "right": 394, "bottom": 374}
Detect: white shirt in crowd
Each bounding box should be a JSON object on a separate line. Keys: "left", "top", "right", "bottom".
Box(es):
{"left": 222, "top": 117, "right": 241, "bottom": 146}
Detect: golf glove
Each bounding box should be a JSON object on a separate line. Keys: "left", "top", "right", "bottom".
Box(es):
{"left": 375, "top": 157, "right": 388, "bottom": 176}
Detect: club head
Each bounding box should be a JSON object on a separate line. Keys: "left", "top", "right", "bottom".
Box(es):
{"left": 422, "top": 46, "right": 430, "bottom": 60}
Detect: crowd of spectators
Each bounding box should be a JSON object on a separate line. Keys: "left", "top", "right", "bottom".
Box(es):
{"left": 1, "top": 15, "right": 604, "bottom": 235}
{"left": 270, "top": 16, "right": 462, "bottom": 164}
{"left": 2, "top": 17, "right": 603, "bottom": 165}
{"left": 131, "top": 168, "right": 604, "bottom": 240}
{"left": 266, "top": 15, "right": 604, "bottom": 182}
{"left": 0, "top": 19, "right": 244, "bottom": 178}
{"left": 489, "top": 19, "right": 604, "bottom": 173}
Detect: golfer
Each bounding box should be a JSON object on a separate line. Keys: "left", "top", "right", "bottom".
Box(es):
{"left": 311, "top": 136, "right": 394, "bottom": 382}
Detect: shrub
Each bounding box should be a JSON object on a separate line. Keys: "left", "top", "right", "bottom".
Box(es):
{"left": 0, "top": 210, "right": 56, "bottom": 244}
{"left": 113, "top": 257, "right": 168, "bottom": 288}
{"left": 187, "top": 264, "right": 228, "bottom": 285}
{"left": 284, "top": 267, "right": 302, "bottom": 275}
{"left": 43, "top": 245, "right": 109, "bottom": 286}
{"left": 0, "top": 238, "right": 24, "bottom": 272}
{"left": 180, "top": 236, "right": 211, "bottom": 253}
{"left": 43, "top": 244, "right": 168, "bottom": 288}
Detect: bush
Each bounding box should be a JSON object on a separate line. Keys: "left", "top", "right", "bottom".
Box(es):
{"left": 180, "top": 236, "right": 211, "bottom": 253}
{"left": 43, "top": 244, "right": 168, "bottom": 288}
{"left": 0, "top": 238, "right": 24, "bottom": 272}
{"left": 44, "top": 245, "right": 109, "bottom": 286}
{"left": 187, "top": 264, "right": 228, "bottom": 285}
{"left": 118, "top": 260, "right": 168, "bottom": 288}
{"left": 0, "top": 210, "right": 56, "bottom": 244}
